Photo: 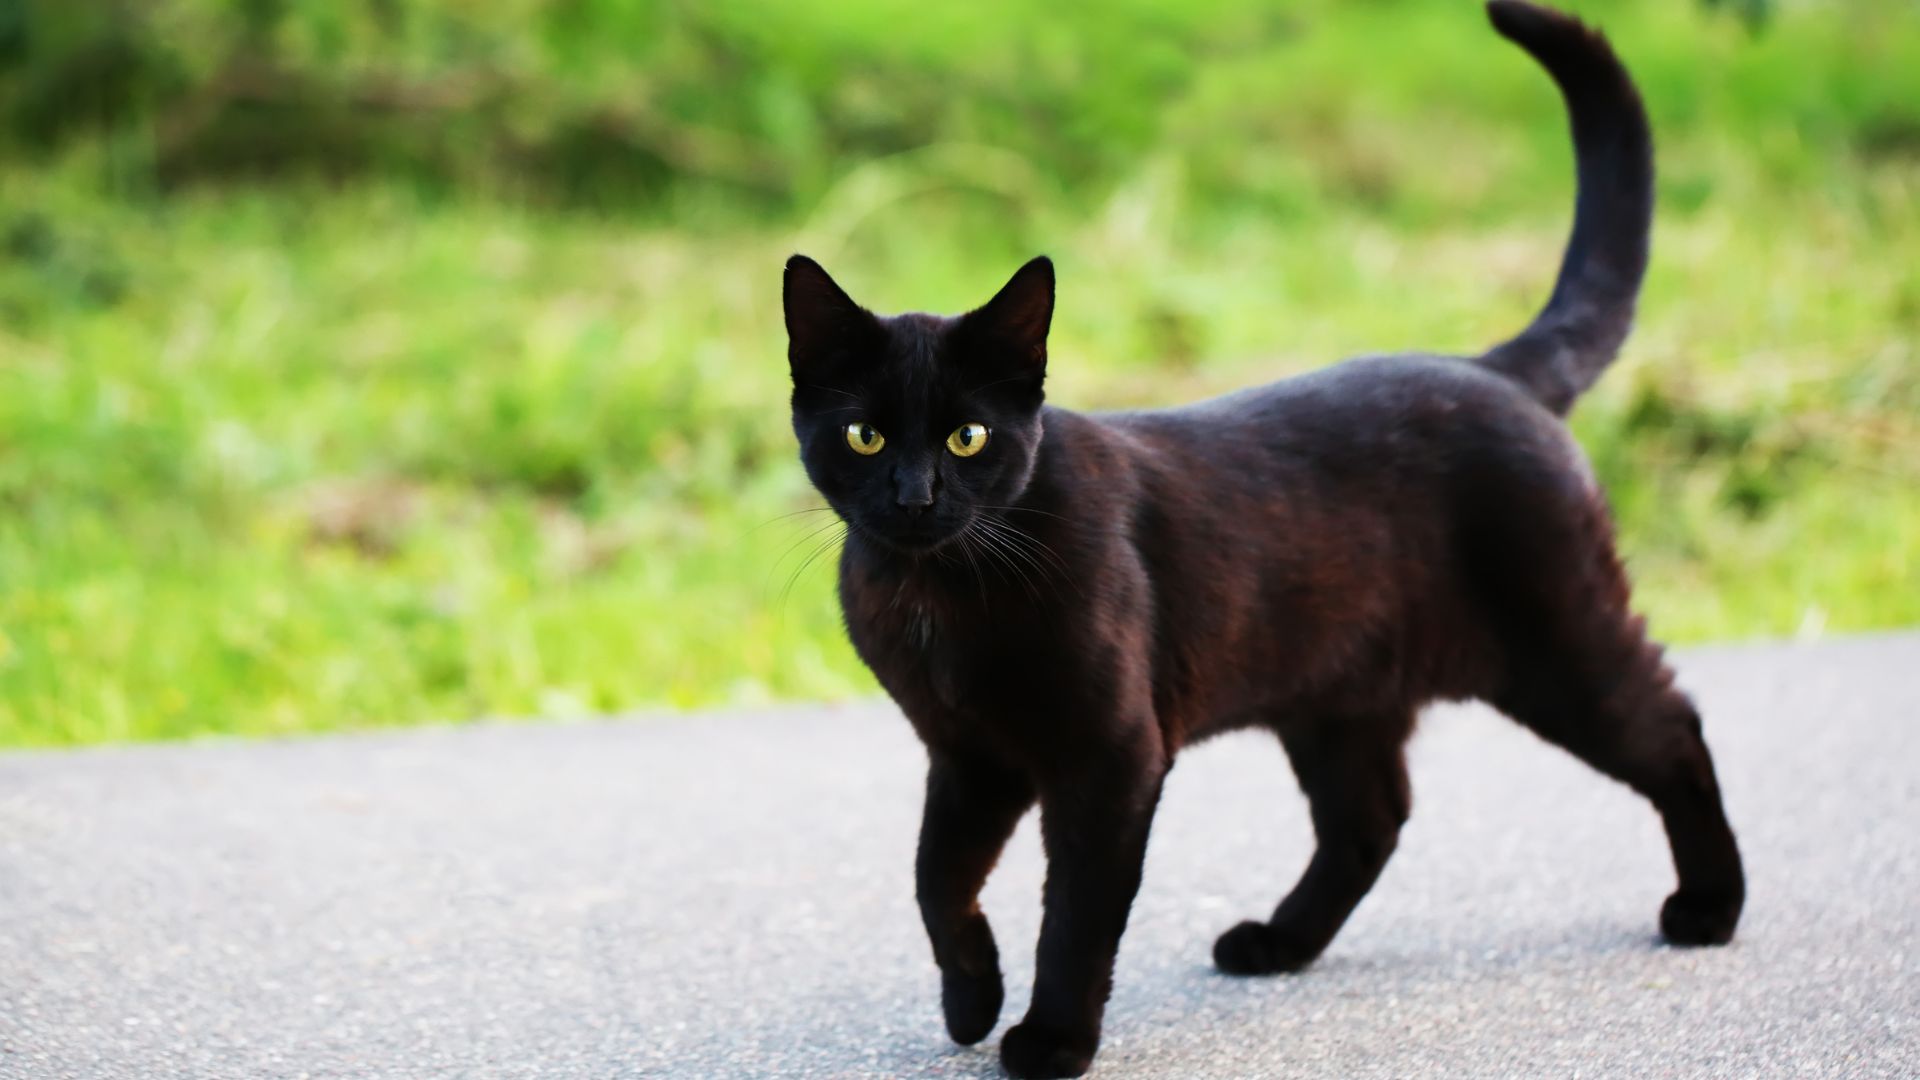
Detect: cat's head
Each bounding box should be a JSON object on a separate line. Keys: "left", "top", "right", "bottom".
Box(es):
{"left": 783, "top": 255, "right": 1053, "bottom": 554}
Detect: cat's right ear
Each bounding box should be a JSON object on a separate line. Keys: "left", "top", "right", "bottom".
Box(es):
{"left": 784, "top": 255, "right": 872, "bottom": 378}
{"left": 960, "top": 255, "right": 1054, "bottom": 374}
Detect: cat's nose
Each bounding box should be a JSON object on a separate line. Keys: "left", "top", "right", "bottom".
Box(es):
{"left": 894, "top": 467, "right": 937, "bottom": 514}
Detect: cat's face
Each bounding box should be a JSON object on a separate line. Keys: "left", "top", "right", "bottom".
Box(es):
{"left": 783, "top": 256, "right": 1054, "bottom": 554}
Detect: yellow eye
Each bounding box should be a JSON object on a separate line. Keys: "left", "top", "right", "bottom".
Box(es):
{"left": 844, "top": 422, "right": 885, "bottom": 455}
{"left": 946, "top": 423, "right": 989, "bottom": 457}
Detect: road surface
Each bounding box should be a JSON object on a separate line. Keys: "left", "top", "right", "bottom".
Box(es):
{"left": 2, "top": 634, "right": 1917, "bottom": 1078}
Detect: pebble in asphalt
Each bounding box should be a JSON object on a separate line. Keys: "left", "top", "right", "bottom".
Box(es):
{"left": 1, "top": 634, "right": 1917, "bottom": 1078}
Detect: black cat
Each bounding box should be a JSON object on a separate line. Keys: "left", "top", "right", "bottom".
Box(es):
{"left": 781, "top": 3, "right": 1743, "bottom": 1077}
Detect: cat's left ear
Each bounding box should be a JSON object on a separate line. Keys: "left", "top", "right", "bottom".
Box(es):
{"left": 963, "top": 256, "right": 1054, "bottom": 370}
{"left": 784, "top": 254, "right": 877, "bottom": 379}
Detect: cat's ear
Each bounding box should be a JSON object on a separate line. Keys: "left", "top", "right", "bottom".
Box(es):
{"left": 783, "top": 254, "right": 874, "bottom": 377}
{"left": 963, "top": 256, "right": 1054, "bottom": 370}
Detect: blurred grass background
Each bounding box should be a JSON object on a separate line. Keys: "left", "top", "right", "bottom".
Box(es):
{"left": 0, "top": 0, "right": 1915, "bottom": 745}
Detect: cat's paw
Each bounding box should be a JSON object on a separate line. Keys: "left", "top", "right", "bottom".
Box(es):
{"left": 1212, "top": 919, "right": 1320, "bottom": 976}
{"left": 941, "top": 966, "right": 1004, "bottom": 1045}
{"left": 939, "top": 913, "right": 1005, "bottom": 1044}
{"left": 1659, "top": 888, "right": 1741, "bottom": 946}
{"left": 1000, "top": 1020, "right": 1096, "bottom": 1079}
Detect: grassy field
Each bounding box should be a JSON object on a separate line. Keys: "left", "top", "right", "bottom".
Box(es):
{"left": 1, "top": 0, "right": 1916, "bottom": 745}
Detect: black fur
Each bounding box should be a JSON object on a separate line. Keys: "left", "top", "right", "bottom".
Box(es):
{"left": 1478, "top": 0, "right": 1654, "bottom": 414}
{"left": 781, "top": 5, "right": 1742, "bottom": 1077}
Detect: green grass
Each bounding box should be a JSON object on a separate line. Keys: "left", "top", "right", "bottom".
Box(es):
{"left": 1, "top": 0, "right": 1916, "bottom": 745}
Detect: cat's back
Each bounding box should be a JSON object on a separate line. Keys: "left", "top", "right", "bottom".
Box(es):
{"left": 1098, "top": 351, "right": 1583, "bottom": 483}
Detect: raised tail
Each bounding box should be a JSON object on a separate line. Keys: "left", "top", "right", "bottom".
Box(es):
{"left": 1477, "top": 1, "right": 1653, "bottom": 416}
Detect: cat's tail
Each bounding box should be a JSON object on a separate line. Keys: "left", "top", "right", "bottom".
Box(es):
{"left": 1475, "top": 0, "right": 1653, "bottom": 417}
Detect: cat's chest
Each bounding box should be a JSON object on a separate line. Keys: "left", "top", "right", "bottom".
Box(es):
{"left": 843, "top": 577, "right": 1054, "bottom": 719}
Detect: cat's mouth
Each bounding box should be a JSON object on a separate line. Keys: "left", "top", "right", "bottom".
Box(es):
{"left": 862, "top": 512, "right": 966, "bottom": 554}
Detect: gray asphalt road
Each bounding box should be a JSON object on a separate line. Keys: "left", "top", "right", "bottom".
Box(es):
{"left": 2, "top": 635, "right": 1917, "bottom": 1079}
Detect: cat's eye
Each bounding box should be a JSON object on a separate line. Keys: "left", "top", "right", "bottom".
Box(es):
{"left": 844, "top": 422, "right": 885, "bottom": 455}
{"left": 946, "top": 423, "right": 990, "bottom": 457}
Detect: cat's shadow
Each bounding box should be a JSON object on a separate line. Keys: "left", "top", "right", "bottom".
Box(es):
{"left": 890, "top": 920, "right": 1676, "bottom": 1077}
{"left": 1221, "top": 918, "right": 1668, "bottom": 982}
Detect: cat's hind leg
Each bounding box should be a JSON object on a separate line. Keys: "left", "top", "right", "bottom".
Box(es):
{"left": 1214, "top": 715, "right": 1413, "bottom": 975}
{"left": 1490, "top": 609, "right": 1745, "bottom": 946}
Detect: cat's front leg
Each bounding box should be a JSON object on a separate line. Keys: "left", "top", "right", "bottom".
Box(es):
{"left": 916, "top": 751, "right": 1035, "bottom": 1045}
{"left": 1002, "top": 737, "right": 1168, "bottom": 1080}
